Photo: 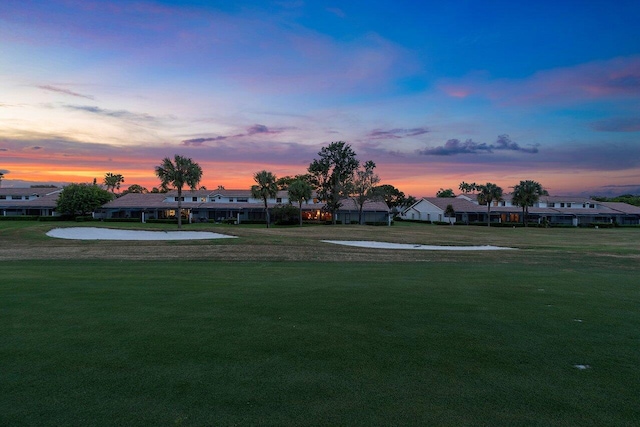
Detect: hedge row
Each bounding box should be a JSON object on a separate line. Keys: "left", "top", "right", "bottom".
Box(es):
{"left": 0, "top": 215, "right": 40, "bottom": 221}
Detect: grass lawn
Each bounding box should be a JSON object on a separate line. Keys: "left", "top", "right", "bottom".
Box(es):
{"left": 1, "top": 222, "right": 639, "bottom": 425}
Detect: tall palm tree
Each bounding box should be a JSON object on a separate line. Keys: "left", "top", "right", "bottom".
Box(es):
{"left": 288, "top": 178, "right": 313, "bottom": 226}
{"left": 103, "top": 173, "right": 125, "bottom": 193}
{"left": 458, "top": 181, "right": 477, "bottom": 194}
{"left": 251, "top": 170, "right": 278, "bottom": 228}
{"left": 512, "top": 180, "right": 548, "bottom": 226}
{"left": 477, "top": 182, "right": 503, "bottom": 226}
{"left": 155, "top": 155, "right": 203, "bottom": 229}
{"left": 444, "top": 204, "right": 455, "bottom": 225}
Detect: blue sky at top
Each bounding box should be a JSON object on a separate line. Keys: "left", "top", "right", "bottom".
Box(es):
{"left": 1, "top": 0, "right": 639, "bottom": 195}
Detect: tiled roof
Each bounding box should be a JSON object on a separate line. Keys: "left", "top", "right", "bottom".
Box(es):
{"left": 0, "top": 188, "right": 61, "bottom": 208}
{"left": 422, "top": 197, "right": 483, "bottom": 212}
{"left": 102, "top": 193, "right": 168, "bottom": 209}
{"left": 337, "top": 198, "right": 390, "bottom": 212}
{"left": 0, "top": 188, "right": 61, "bottom": 197}
{"left": 593, "top": 202, "right": 640, "bottom": 215}
{"left": 539, "top": 195, "right": 595, "bottom": 204}
{"left": 404, "top": 195, "right": 640, "bottom": 217}
{"left": 102, "top": 193, "right": 388, "bottom": 212}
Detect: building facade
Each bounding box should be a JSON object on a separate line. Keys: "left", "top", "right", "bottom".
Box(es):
{"left": 401, "top": 195, "right": 640, "bottom": 226}
{"left": 0, "top": 188, "right": 62, "bottom": 217}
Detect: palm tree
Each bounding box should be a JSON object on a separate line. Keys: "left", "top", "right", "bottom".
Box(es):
{"left": 458, "top": 181, "right": 477, "bottom": 194}
{"left": 512, "top": 180, "right": 548, "bottom": 227}
{"left": 251, "top": 170, "right": 278, "bottom": 228}
{"left": 444, "top": 204, "right": 455, "bottom": 225}
{"left": 288, "top": 178, "right": 313, "bottom": 226}
{"left": 352, "top": 160, "right": 379, "bottom": 224}
{"left": 103, "top": 173, "right": 125, "bottom": 193}
{"left": 155, "top": 155, "right": 203, "bottom": 229}
{"left": 477, "top": 182, "right": 503, "bottom": 226}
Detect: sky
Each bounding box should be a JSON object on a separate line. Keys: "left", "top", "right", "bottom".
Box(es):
{"left": 1, "top": 0, "right": 639, "bottom": 197}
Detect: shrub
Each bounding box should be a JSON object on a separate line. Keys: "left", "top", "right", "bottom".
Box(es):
{"left": 103, "top": 218, "right": 140, "bottom": 223}
{"left": 397, "top": 219, "right": 432, "bottom": 224}
{"left": 0, "top": 215, "right": 40, "bottom": 221}
{"left": 147, "top": 219, "right": 179, "bottom": 224}
{"left": 272, "top": 204, "right": 299, "bottom": 226}
{"left": 37, "top": 216, "right": 67, "bottom": 222}
{"left": 587, "top": 222, "right": 615, "bottom": 228}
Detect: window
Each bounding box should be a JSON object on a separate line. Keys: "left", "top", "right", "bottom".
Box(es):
{"left": 548, "top": 203, "right": 555, "bottom": 207}
{"left": 192, "top": 197, "right": 198, "bottom": 202}
{"left": 276, "top": 198, "right": 282, "bottom": 203}
{"left": 567, "top": 203, "right": 572, "bottom": 208}
{"left": 237, "top": 198, "right": 248, "bottom": 202}
{"left": 0, "top": 196, "right": 5, "bottom": 200}
{"left": 230, "top": 198, "right": 235, "bottom": 202}
{"left": 560, "top": 203, "right": 565, "bottom": 207}
{"left": 589, "top": 204, "right": 595, "bottom": 208}
{"left": 174, "top": 197, "right": 184, "bottom": 202}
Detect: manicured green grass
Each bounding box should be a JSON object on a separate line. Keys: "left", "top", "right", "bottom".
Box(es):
{"left": 2, "top": 260, "right": 639, "bottom": 425}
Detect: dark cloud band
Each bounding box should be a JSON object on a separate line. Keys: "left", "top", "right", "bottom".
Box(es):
{"left": 419, "top": 134, "right": 538, "bottom": 156}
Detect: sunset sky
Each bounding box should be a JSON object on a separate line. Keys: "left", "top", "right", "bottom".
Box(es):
{"left": 1, "top": 0, "right": 639, "bottom": 197}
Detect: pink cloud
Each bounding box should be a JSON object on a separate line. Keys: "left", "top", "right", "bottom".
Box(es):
{"left": 439, "top": 56, "right": 640, "bottom": 105}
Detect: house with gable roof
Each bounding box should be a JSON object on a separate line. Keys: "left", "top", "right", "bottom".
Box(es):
{"left": 98, "top": 188, "right": 391, "bottom": 224}
{"left": 401, "top": 194, "right": 640, "bottom": 226}
{"left": 0, "top": 188, "right": 62, "bottom": 217}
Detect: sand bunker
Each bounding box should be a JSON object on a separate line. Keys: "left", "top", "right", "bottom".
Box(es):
{"left": 322, "top": 240, "right": 515, "bottom": 251}
{"left": 46, "top": 227, "right": 237, "bottom": 241}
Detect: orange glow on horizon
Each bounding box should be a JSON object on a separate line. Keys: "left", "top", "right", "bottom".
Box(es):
{"left": 3, "top": 155, "right": 635, "bottom": 197}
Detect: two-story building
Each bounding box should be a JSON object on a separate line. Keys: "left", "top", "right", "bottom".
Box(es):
{"left": 0, "top": 188, "right": 62, "bottom": 217}
{"left": 98, "top": 189, "right": 391, "bottom": 224}
{"left": 401, "top": 194, "right": 640, "bottom": 226}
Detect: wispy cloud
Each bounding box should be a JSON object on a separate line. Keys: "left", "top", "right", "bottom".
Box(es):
{"left": 326, "top": 7, "right": 346, "bottom": 18}
{"left": 419, "top": 135, "right": 538, "bottom": 156}
{"left": 37, "top": 85, "right": 94, "bottom": 100}
{"left": 64, "top": 105, "right": 161, "bottom": 122}
{"left": 494, "top": 134, "right": 539, "bottom": 153}
{"left": 419, "top": 139, "right": 491, "bottom": 155}
{"left": 591, "top": 117, "right": 640, "bottom": 132}
{"left": 368, "top": 127, "right": 430, "bottom": 139}
{"left": 247, "top": 124, "right": 283, "bottom": 135}
{"left": 181, "top": 136, "right": 228, "bottom": 147}
{"left": 181, "top": 124, "right": 285, "bottom": 146}
{"left": 439, "top": 56, "right": 640, "bottom": 105}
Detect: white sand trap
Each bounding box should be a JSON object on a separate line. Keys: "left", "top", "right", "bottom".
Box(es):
{"left": 46, "top": 227, "right": 237, "bottom": 241}
{"left": 322, "top": 240, "right": 515, "bottom": 251}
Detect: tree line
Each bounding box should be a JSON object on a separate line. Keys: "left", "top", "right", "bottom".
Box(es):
{"left": 53, "top": 141, "right": 553, "bottom": 228}
{"left": 457, "top": 180, "right": 548, "bottom": 227}
{"left": 54, "top": 142, "right": 420, "bottom": 228}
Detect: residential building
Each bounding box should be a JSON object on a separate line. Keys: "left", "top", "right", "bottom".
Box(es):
{"left": 0, "top": 188, "right": 62, "bottom": 217}
{"left": 402, "top": 194, "right": 640, "bottom": 226}
{"left": 98, "top": 189, "right": 391, "bottom": 224}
